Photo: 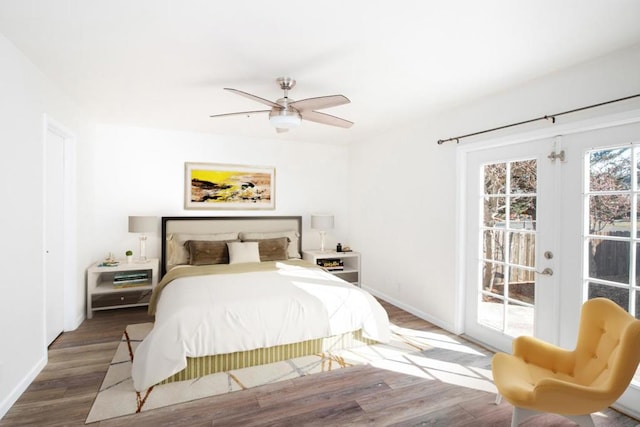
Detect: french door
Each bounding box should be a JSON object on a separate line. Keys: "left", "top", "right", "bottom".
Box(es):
{"left": 462, "top": 118, "right": 640, "bottom": 416}
{"left": 560, "top": 120, "right": 640, "bottom": 415}
{"left": 463, "top": 137, "right": 560, "bottom": 353}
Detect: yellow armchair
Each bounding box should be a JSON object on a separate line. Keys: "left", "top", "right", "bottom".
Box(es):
{"left": 492, "top": 297, "right": 640, "bottom": 426}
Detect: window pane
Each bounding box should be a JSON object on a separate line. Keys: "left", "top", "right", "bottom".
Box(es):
{"left": 510, "top": 160, "right": 536, "bottom": 194}
{"left": 505, "top": 301, "right": 533, "bottom": 337}
{"left": 510, "top": 196, "right": 536, "bottom": 230}
{"left": 588, "top": 282, "right": 629, "bottom": 311}
{"left": 636, "top": 243, "right": 640, "bottom": 285}
{"left": 483, "top": 230, "right": 505, "bottom": 262}
{"left": 589, "top": 148, "right": 631, "bottom": 192}
{"left": 588, "top": 194, "right": 630, "bottom": 235}
{"left": 637, "top": 200, "right": 640, "bottom": 239}
{"left": 588, "top": 238, "right": 630, "bottom": 284}
{"left": 509, "top": 232, "right": 535, "bottom": 268}
{"left": 484, "top": 163, "right": 506, "bottom": 195}
{"left": 479, "top": 297, "right": 504, "bottom": 331}
{"left": 482, "top": 262, "right": 504, "bottom": 296}
{"left": 484, "top": 196, "right": 506, "bottom": 226}
{"left": 637, "top": 146, "right": 640, "bottom": 188}
{"left": 508, "top": 267, "right": 535, "bottom": 305}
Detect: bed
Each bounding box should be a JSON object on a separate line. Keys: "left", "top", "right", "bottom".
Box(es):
{"left": 131, "top": 216, "right": 391, "bottom": 392}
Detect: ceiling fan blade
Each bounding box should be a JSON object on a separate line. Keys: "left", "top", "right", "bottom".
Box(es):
{"left": 276, "top": 128, "right": 289, "bottom": 133}
{"left": 289, "top": 95, "right": 350, "bottom": 112}
{"left": 224, "top": 88, "right": 281, "bottom": 108}
{"left": 300, "top": 110, "right": 354, "bottom": 128}
{"left": 209, "top": 110, "right": 270, "bottom": 118}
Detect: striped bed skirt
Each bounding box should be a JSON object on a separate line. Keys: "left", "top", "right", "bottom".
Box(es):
{"left": 159, "top": 329, "right": 376, "bottom": 384}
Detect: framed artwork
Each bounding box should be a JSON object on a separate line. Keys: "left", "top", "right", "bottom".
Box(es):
{"left": 185, "top": 162, "right": 275, "bottom": 210}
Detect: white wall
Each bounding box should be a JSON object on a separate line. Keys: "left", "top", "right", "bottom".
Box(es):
{"left": 349, "top": 43, "right": 640, "bottom": 332}
{"left": 0, "top": 33, "right": 90, "bottom": 417}
{"left": 78, "top": 124, "right": 350, "bottom": 277}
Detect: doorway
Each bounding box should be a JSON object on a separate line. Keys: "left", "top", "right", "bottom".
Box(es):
{"left": 44, "top": 116, "right": 77, "bottom": 346}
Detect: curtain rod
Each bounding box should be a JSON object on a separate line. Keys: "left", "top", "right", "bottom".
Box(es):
{"left": 436, "top": 93, "right": 640, "bottom": 145}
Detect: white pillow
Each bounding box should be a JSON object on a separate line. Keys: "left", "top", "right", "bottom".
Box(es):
{"left": 227, "top": 241, "right": 261, "bottom": 264}
{"left": 239, "top": 230, "right": 300, "bottom": 259}
{"left": 166, "top": 232, "right": 239, "bottom": 266}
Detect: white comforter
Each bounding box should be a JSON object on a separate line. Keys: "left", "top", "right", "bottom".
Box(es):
{"left": 131, "top": 261, "right": 390, "bottom": 391}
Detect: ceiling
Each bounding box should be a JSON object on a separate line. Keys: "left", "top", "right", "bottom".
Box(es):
{"left": 1, "top": 1, "right": 639, "bottom": 145}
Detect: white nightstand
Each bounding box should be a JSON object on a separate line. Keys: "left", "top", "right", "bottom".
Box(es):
{"left": 86, "top": 258, "right": 159, "bottom": 319}
{"left": 303, "top": 250, "right": 361, "bottom": 287}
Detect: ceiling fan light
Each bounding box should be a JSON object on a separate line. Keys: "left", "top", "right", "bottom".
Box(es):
{"left": 269, "top": 111, "right": 301, "bottom": 129}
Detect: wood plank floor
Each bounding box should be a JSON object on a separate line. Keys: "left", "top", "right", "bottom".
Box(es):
{"left": 1, "top": 301, "right": 638, "bottom": 426}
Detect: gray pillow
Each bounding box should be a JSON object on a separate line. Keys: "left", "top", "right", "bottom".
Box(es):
{"left": 185, "top": 240, "right": 235, "bottom": 265}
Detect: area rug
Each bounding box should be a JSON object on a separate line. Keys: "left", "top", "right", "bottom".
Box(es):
{"left": 86, "top": 322, "right": 495, "bottom": 424}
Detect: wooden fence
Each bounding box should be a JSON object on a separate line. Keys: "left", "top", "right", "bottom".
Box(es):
{"left": 485, "top": 230, "right": 637, "bottom": 287}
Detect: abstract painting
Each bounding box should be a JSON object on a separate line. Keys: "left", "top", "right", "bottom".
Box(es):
{"left": 185, "top": 162, "right": 275, "bottom": 210}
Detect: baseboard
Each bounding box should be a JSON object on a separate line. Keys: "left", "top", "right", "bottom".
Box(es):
{"left": 69, "top": 311, "right": 84, "bottom": 332}
{"left": 612, "top": 401, "right": 640, "bottom": 422}
{"left": 0, "top": 355, "right": 47, "bottom": 420}
{"left": 363, "top": 286, "right": 456, "bottom": 333}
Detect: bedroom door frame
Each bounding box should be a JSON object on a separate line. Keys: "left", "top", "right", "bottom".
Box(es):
{"left": 43, "top": 115, "right": 78, "bottom": 341}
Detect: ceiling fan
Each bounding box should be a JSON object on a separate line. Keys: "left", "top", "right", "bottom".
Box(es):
{"left": 209, "top": 77, "right": 353, "bottom": 133}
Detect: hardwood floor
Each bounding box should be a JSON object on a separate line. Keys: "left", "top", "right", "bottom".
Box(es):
{"left": 1, "top": 301, "right": 638, "bottom": 426}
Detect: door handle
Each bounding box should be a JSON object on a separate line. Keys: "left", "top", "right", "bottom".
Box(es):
{"left": 536, "top": 267, "right": 553, "bottom": 276}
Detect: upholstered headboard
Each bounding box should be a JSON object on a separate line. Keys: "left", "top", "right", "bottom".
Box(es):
{"left": 160, "top": 216, "right": 302, "bottom": 276}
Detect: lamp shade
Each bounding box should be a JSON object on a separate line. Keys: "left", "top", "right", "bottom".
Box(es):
{"left": 128, "top": 216, "right": 157, "bottom": 233}
{"left": 311, "top": 214, "right": 334, "bottom": 230}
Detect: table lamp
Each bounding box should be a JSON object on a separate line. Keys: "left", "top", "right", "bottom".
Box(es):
{"left": 311, "top": 214, "right": 334, "bottom": 252}
{"left": 128, "top": 216, "right": 157, "bottom": 262}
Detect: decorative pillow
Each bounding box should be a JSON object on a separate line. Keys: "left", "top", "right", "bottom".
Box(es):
{"left": 166, "top": 232, "right": 239, "bottom": 266}
{"left": 238, "top": 230, "right": 300, "bottom": 259}
{"left": 185, "top": 240, "right": 233, "bottom": 265}
{"left": 227, "top": 241, "right": 261, "bottom": 264}
{"left": 243, "top": 237, "right": 290, "bottom": 262}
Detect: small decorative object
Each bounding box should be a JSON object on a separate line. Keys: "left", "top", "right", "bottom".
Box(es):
{"left": 100, "top": 253, "right": 119, "bottom": 267}
{"left": 336, "top": 243, "right": 342, "bottom": 252}
{"left": 125, "top": 250, "right": 133, "bottom": 263}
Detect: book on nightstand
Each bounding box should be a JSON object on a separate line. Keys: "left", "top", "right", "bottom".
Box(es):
{"left": 113, "top": 271, "right": 150, "bottom": 288}
{"left": 316, "top": 258, "right": 344, "bottom": 271}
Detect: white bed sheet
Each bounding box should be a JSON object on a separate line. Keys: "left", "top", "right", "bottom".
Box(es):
{"left": 131, "top": 261, "right": 390, "bottom": 391}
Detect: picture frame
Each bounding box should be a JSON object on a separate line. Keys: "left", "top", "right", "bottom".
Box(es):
{"left": 185, "top": 162, "right": 275, "bottom": 210}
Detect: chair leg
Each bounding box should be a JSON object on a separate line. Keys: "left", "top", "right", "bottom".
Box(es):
{"left": 512, "top": 407, "right": 539, "bottom": 427}
{"left": 565, "top": 414, "right": 595, "bottom": 427}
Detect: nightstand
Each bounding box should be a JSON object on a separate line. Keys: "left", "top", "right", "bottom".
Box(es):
{"left": 302, "top": 250, "right": 361, "bottom": 287}
{"left": 86, "top": 258, "right": 159, "bottom": 319}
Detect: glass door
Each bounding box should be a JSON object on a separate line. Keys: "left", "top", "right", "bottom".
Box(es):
{"left": 463, "top": 138, "right": 559, "bottom": 353}
{"left": 559, "top": 120, "right": 640, "bottom": 416}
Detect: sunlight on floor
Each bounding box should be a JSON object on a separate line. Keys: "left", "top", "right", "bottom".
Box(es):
{"left": 345, "top": 322, "right": 498, "bottom": 394}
